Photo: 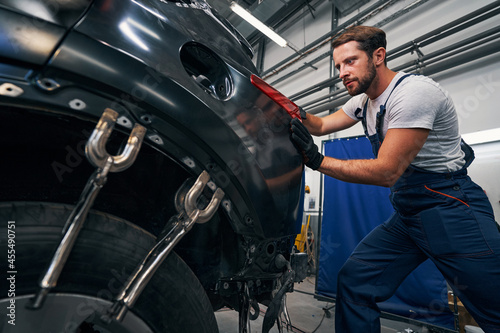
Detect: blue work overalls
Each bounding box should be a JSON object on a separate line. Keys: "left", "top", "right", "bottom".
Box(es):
{"left": 335, "top": 75, "right": 500, "bottom": 332}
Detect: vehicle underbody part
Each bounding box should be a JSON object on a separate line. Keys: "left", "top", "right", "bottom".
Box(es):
{"left": 218, "top": 249, "right": 303, "bottom": 333}
{"left": 261, "top": 258, "right": 295, "bottom": 333}
{"left": 239, "top": 282, "right": 252, "bottom": 333}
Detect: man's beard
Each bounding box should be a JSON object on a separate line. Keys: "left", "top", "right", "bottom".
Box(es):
{"left": 344, "top": 62, "right": 377, "bottom": 96}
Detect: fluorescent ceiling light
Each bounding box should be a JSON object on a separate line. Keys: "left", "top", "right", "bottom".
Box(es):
{"left": 230, "top": 2, "right": 288, "bottom": 47}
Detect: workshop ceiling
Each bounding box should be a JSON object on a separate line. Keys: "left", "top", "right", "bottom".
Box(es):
{"left": 330, "top": 0, "right": 370, "bottom": 15}
{"left": 206, "top": 0, "right": 371, "bottom": 46}
{"left": 206, "top": 0, "right": 325, "bottom": 46}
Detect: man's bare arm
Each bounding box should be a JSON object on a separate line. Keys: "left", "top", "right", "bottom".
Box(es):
{"left": 303, "top": 109, "right": 358, "bottom": 136}
{"left": 318, "top": 128, "right": 429, "bottom": 187}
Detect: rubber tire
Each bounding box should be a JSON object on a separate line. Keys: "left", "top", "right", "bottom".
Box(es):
{"left": 0, "top": 201, "right": 219, "bottom": 333}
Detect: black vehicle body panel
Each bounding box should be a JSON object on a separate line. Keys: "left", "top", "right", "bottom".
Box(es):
{"left": 0, "top": 0, "right": 304, "bottom": 316}
{"left": 0, "top": 0, "right": 93, "bottom": 66}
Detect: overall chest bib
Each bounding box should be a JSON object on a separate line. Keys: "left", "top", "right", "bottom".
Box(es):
{"left": 354, "top": 73, "right": 474, "bottom": 190}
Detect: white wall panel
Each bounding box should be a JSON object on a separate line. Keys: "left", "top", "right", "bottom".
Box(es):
{"left": 467, "top": 141, "right": 500, "bottom": 219}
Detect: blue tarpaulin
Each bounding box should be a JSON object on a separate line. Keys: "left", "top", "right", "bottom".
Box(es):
{"left": 316, "top": 136, "right": 454, "bottom": 329}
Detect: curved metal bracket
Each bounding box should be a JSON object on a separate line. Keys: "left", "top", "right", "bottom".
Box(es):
{"left": 100, "top": 171, "right": 224, "bottom": 324}
{"left": 411, "top": 40, "right": 425, "bottom": 74}
{"left": 86, "top": 108, "right": 147, "bottom": 172}
{"left": 184, "top": 172, "right": 225, "bottom": 223}
{"left": 29, "top": 109, "right": 146, "bottom": 310}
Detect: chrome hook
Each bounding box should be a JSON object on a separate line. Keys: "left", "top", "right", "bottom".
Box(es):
{"left": 85, "top": 108, "right": 147, "bottom": 172}
{"left": 29, "top": 109, "right": 146, "bottom": 310}
{"left": 184, "top": 171, "right": 225, "bottom": 223}
{"left": 103, "top": 170, "right": 224, "bottom": 324}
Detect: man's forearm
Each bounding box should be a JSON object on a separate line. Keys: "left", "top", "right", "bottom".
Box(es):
{"left": 302, "top": 113, "right": 325, "bottom": 136}
{"left": 318, "top": 156, "right": 399, "bottom": 187}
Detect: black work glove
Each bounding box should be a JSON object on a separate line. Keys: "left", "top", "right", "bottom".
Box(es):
{"left": 290, "top": 118, "right": 324, "bottom": 170}
{"left": 298, "top": 106, "right": 307, "bottom": 120}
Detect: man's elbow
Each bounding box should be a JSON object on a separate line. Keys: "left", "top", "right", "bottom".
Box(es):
{"left": 378, "top": 171, "right": 401, "bottom": 188}
{"left": 380, "top": 180, "right": 396, "bottom": 188}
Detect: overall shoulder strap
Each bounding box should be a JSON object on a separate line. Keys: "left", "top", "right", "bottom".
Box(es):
{"left": 354, "top": 96, "right": 370, "bottom": 119}
{"left": 357, "top": 73, "right": 417, "bottom": 139}
{"left": 354, "top": 97, "right": 370, "bottom": 137}
{"left": 383, "top": 73, "right": 416, "bottom": 107}
{"left": 376, "top": 73, "right": 418, "bottom": 133}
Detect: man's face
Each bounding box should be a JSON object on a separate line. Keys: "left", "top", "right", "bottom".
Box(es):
{"left": 333, "top": 41, "right": 377, "bottom": 96}
{"left": 237, "top": 111, "right": 261, "bottom": 138}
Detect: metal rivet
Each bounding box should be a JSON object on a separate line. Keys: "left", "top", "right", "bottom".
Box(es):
{"left": 207, "top": 181, "right": 216, "bottom": 191}
{"left": 117, "top": 116, "right": 133, "bottom": 129}
{"left": 140, "top": 114, "right": 152, "bottom": 124}
{"left": 36, "top": 78, "right": 60, "bottom": 91}
{"left": 0, "top": 83, "right": 23, "bottom": 97}
{"left": 182, "top": 157, "right": 195, "bottom": 168}
{"left": 222, "top": 200, "right": 231, "bottom": 213}
{"left": 244, "top": 215, "right": 253, "bottom": 226}
{"left": 148, "top": 134, "right": 163, "bottom": 145}
{"left": 69, "top": 99, "right": 86, "bottom": 110}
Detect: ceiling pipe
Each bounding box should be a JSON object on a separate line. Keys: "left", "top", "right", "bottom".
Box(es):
{"left": 301, "top": 83, "right": 346, "bottom": 108}
{"left": 269, "top": 51, "right": 330, "bottom": 86}
{"left": 392, "top": 26, "right": 500, "bottom": 73}
{"left": 291, "top": 1, "right": 500, "bottom": 106}
{"left": 260, "top": 0, "right": 398, "bottom": 78}
{"left": 270, "top": 0, "right": 430, "bottom": 86}
{"left": 246, "top": 0, "right": 326, "bottom": 47}
{"left": 306, "top": 36, "right": 500, "bottom": 115}
{"left": 422, "top": 40, "right": 500, "bottom": 77}
{"left": 265, "top": 0, "right": 325, "bottom": 41}
{"left": 387, "top": 0, "right": 500, "bottom": 61}
{"left": 304, "top": 26, "right": 500, "bottom": 112}
{"left": 307, "top": 95, "right": 350, "bottom": 115}
{"left": 289, "top": 73, "right": 340, "bottom": 101}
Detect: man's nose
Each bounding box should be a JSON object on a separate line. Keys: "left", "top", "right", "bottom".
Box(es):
{"left": 338, "top": 66, "right": 347, "bottom": 79}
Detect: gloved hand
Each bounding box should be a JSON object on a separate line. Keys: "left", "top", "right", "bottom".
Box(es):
{"left": 298, "top": 106, "right": 307, "bottom": 120}
{"left": 290, "top": 118, "right": 324, "bottom": 170}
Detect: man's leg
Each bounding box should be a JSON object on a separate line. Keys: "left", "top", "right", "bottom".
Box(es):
{"left": 334, "top": 212, "right": 427, "bottom": 333}
{"left": 412, "top": 178, "right": 500, "bottom": 332}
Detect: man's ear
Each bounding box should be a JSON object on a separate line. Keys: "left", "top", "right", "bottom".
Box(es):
{"left": 373, "top": 47, "right": 386, "bottom": 66}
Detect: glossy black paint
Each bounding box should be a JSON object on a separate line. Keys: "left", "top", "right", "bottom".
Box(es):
{"left": 0, "top": 8, "right": 65, "bottom": 66}
{"left": 0, "top": 0, "right": 303, "bottom": 238}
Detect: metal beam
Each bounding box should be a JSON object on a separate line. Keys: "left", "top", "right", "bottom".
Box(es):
{"left": 256, "top": 38, "right": 266, "bottom": 75}
{"left": 261, "top": 0, "right": 397, "bottom": 77}
{"left": 387, "top": 0, "right": 500, "bottom": 61}
{"left": 293, "top": 1, "right": 500, "bottom": 109}
{"left": 307, "top": 36, "right": 500, "bottom": 114}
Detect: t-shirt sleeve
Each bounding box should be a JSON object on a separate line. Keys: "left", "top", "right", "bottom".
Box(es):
{"left": 387, "top": 80, "right": 446, "bottom": 130}
{"left": 341, "top": 94, "right": 365, "bottom": 121}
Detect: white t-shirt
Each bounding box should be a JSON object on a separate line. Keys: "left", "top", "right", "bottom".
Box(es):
{"left": 342, "top": 72, "right": 465, "bottom": 172}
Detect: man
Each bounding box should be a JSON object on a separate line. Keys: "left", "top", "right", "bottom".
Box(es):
{"left": 290, "top": 25, "right": 500, "bottom": 332}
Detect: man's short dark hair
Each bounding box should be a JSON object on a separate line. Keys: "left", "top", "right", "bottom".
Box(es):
{"left": 331, "top": 26, "right": 387, "bottom": 65}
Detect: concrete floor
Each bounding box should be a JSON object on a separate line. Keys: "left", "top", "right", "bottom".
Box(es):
{"left": 215, "top": 276, "right": 434, "bottom": 333}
